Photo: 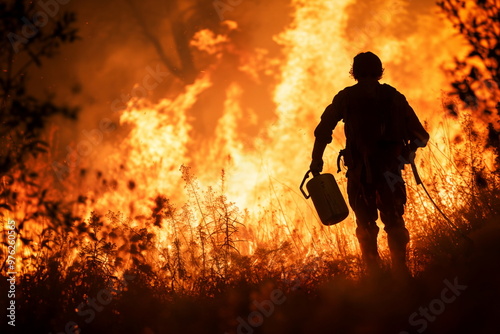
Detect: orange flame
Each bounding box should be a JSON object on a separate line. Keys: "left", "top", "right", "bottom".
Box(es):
{"left": 6, "top": 1, "right": 494, "bottom": 275}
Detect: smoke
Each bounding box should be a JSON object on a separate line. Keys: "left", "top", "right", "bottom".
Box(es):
{"left": 26, "top": 0, "right": 470, "bottom": 208}
{"left": 28, "top": 0, "right": 290, "bottom": 145}
{"left": 29, "top": 0, "right": 462, "bottom": 148}
{"left": 341, "top": 0, "right": 472, "bottom": 143}
{"left": 7, "top": 0, "right": 482, "bottom": 268}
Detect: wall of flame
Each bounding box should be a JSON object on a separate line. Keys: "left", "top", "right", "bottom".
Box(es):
{"left": 10, "top": 0, "right": 489, "bottom": 267}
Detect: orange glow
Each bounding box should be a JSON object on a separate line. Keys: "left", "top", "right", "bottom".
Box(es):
{"left": 5, "top": 0, "right": 495, "bottom": 276}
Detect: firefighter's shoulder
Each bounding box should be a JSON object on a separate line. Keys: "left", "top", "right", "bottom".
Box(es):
{"left": 382, "top": 83, "right": 406, "bottom": 99}
{"left": 331, "top": 86, "right": 352, "bottom": 102}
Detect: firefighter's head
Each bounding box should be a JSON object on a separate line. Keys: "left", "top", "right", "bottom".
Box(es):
{"left": 350, "top": 52, "right": 384, "bottom": 81}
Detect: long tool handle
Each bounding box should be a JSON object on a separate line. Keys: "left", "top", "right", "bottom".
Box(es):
{"left": 411, "top": 159, "right": 473, "bottom": 246}
{"left": 410, "top": 160, "right": 422, "bottom": 185}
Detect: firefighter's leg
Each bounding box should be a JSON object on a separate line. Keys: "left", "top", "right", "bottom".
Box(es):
{"left": 384, "top": 218, "right": 410, "bottom": 273}
{"left": 347, "top": 173, "right": 380, "bottom": 270}
{"left": 378, "top": 172, "right": 410, "bottom": 274}
{"left": 355, "top": 221, "right": 381, "bottom": 269}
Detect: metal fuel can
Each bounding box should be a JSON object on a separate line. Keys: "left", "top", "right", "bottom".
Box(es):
{"left": 300, "top": 171, "right": 349, "bottom": 226}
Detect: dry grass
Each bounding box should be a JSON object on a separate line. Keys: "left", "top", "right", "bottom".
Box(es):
{"left": 1, "top": 117, "right": 499, "bottom": 334}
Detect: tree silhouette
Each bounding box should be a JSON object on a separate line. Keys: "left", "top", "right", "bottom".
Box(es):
{"left": 0, "top": 0, "right": 79, "bottom": 225}
{"left": 438, "top": 0, "right": 500, "bottom": 169}
{"left": 125, "top": 0, "right": 223, "bottom": 85}
{"left": 121, "top": 0, "right": 278, "bottom": 140}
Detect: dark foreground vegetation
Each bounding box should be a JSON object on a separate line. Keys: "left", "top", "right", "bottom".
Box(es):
{"left": 1, "top": 155, "right": 499, "bottom": 334}
{"left": 1, "top": 219, "right": 500, "bottom": 334}
{"left": 1, "top": 1, "right": 500, "bottom": 333}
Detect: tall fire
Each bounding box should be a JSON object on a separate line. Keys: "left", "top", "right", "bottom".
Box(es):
{"left": 1, "top": 0, "right": 499, "bottom": 333}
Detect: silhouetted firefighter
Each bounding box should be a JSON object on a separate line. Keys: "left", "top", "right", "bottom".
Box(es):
{"left": 310, "top": 52, "right": 429, "bottom": 275}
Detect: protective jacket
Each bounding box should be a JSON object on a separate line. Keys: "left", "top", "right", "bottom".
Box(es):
{"left": 314, "top": 79, "right": 429, "bottom": 181}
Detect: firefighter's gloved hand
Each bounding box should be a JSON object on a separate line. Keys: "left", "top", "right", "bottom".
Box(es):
{"left": 407, "top": 149, "right": 416, "bottom": 163}
{"left": 402, "top": 143, "right": 418, "bottom": 164}
{"left": 310, "top": 159, "right": 323, "bottom": 176}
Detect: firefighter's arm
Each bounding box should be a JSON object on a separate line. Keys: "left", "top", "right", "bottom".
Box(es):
{"left": 310, "top": 140, "right": 327, "bottom": 175}
{"left": 397, "top": 93, "right": 429, "bottom": 150}
{"left": 310, "top": 93, "right": 344, "bottom": 174}
{"left": 405, "top": 104, "right": 429, "bottom": 166}
{"left": 405, "top": 104, "right": 429, "bottom": 150}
